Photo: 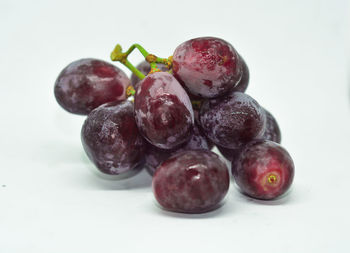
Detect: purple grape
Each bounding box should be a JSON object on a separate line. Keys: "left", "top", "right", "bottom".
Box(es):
{"left": 173, "top": 37, "right": 242, "bottom": 98}
{"left": 232, "top": 140, "right": 294, "bottom": 200}
{"left": 144, "top": 143, "right": 171, "bottom": 176}
{"left": 184, "top": 122, "right": 212, "bottom": 150}
{"left": 192, "top": 100, "right": 215, "bottom": 150}
{"left": 145, "top": 123, "right": 212, "bottom": 175}
{"left": 81, "top": 100, "right": 145, "bottom": 178}
{"left": 54, "top": 58, "right": 130, "bottom": 115}
{"left": 217, "top": 145, "right": 241, "bottom": 162}
{"left": 217, "top": 108, "right": 280, "bottom": 161}
{"left": 199, "top": 92, "right": 266, "bottom": 149}
{"left": 262, "top": 108, "right": 281, "bottom": 143}
{"left": 231, "top": 55, "right": 249, "bottom": 93}
{"left": 131, "top": 61, "right": 168, "bottom": 90}
{"left": 134, "top": 71, "right": 194, "bottom": 149}
{"left": 152, "top": 150, "right": 229, "bottom": 213}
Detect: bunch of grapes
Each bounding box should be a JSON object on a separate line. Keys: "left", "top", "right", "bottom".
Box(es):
{"left": 54, "top": 37, "right": 294, "bottom": 214}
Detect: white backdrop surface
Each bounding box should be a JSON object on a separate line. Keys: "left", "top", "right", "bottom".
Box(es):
{"left": 0, "top": 0, "right": 349, "bottom": 252}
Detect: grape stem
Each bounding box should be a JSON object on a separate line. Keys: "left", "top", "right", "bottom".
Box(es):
{"left": 110, "top": 44, "right": 145, "bottom": 80}
{"left": 126, "top": 85, "right": 136, "bottom": 97}
{"left": 110, "top": 43, "right": 173, "bottom": 80}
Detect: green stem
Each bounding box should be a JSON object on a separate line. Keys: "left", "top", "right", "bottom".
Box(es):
{"left": 110, "top": 43, "right": 173, "bottom": 80}
{"left": 110, "top": 44, "right": 146, "bottom": 79}
{"left": 149, "top": 62, "right": 160, "bottom": 73}
{"left": 129, "top": 44, "right": 150, "bottom": 58}
{"left": 124, "top": 59, "right": 145, "bottom": 79}
{"left": 156, "top": 57, "right": 169, "bottom": 65}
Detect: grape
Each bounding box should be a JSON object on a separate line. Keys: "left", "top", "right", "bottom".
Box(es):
{"left": 134, "top": 71, "right": 194, "bottom": 149}
{"left": 231, "top": 55, "right": 249, "bottom": 93}
{"left": 184, "top": 122, "right": 212, "bottom": 150}
{"left": 173, "top": 37, "right": 242, "bottom": 98}
{"left": 145, "top": 123, "right": 212, "bottom": 175}
{"left": 217, "top": 145, "right": 241, "bottom": 162}
{"left": 152, "top": 150, "right": 229, "bottom": 213}
{"left": 81, "top": 100, "right": 145, "bottom": 178}
{"left": 232, "top": 140, "right": 294, "bottom": 200}
{"left": 54, "top": 58, "right": 130, "bottom": 115}
{"left": 217, "top": 108, "right": 280, "bottom": 161}
{"left": 200, "top": 92, "right": 266, "bottom": 149}
{"left": 144, "top": 143, "right": 171, "bottom": 176}
{"left": 187, "top": 93, "right": 216, "bottom": 150}
{"left": 130, "top": 61, "right": 168, "bottom": 90}
{"left": 262, "top": 108, "right": 281, "bottom": 143}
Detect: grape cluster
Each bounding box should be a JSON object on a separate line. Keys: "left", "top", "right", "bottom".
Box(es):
{"left": 54, "top": 37, "right": 294, "bottom": 214}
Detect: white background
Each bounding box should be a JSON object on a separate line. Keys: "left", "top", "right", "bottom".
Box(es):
{"left": 1, "top": 0, "right": 349, "bottom": 252}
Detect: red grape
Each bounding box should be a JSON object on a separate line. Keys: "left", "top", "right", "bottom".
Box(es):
{"left": 231, "top": 55, "right": 249, "bottom": 93}
{"left": 199, "top": 92, "right": 266, "bottom": 149}
{"left": 217, "top": 145, "right": 241, "bottom": 162}
{"left": 173, "top": 37, "right": 242, "bottom": 98}
{"left": 232, "top": 140, "right": 294, "bottom": 200}
{"left": 217, "top": 108, "right": 280, "bottom": 161}
{"left": 55, "top": 58, "right": 130, "bottom": 115}
{"left": 262, "top": 108, "right": 281, "bottom": 143}
{"left": 81, "top": 100, "right": 145, "bottom": 178}
{"left": 153, "top": 150, "right": 229, "bottom": 213}
{"left": 134, "top": 72, "right": 194, "bottom": 149}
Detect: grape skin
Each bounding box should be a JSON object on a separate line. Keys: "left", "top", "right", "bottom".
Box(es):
{"left": 231, "top": 55, "right": 249, "bottom": 93}
{"left": 199, "top": 92, "right": 266, "bottom": 149}
{"left": 217, "top": 145, "right": 241, "bottom": 162}
{"left": 54, "top": 58, "right": 130, "bottom": 115}
{"left": 173, "top": 37, "right": 242, "bottom": 98}
{"left": 134, "top": 72, "right": 194, "bottom": 149}
{"left": 145, "top": 123, "right": 212, "bottom": 176}
{"left": 81, "top": 100, "right": 145, "bottom": 178}
{"left": 152, "top": 150, "right": 229, "bottom": 213}
{"left": 131, "top": 61, "right": 168, "bottom": 90}
{"left": 232, "top": 140, "right": 294, "bottom": 200}
{"left": 262, "top": 108, "right": 281, "bottom": 143}
{"left": 217, "top": 108, "right": 281, "bottom": 161}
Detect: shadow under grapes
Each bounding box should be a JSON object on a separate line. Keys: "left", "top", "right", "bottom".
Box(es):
{"left": 83, "top": 167, "right": 153, "bottom": 191}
